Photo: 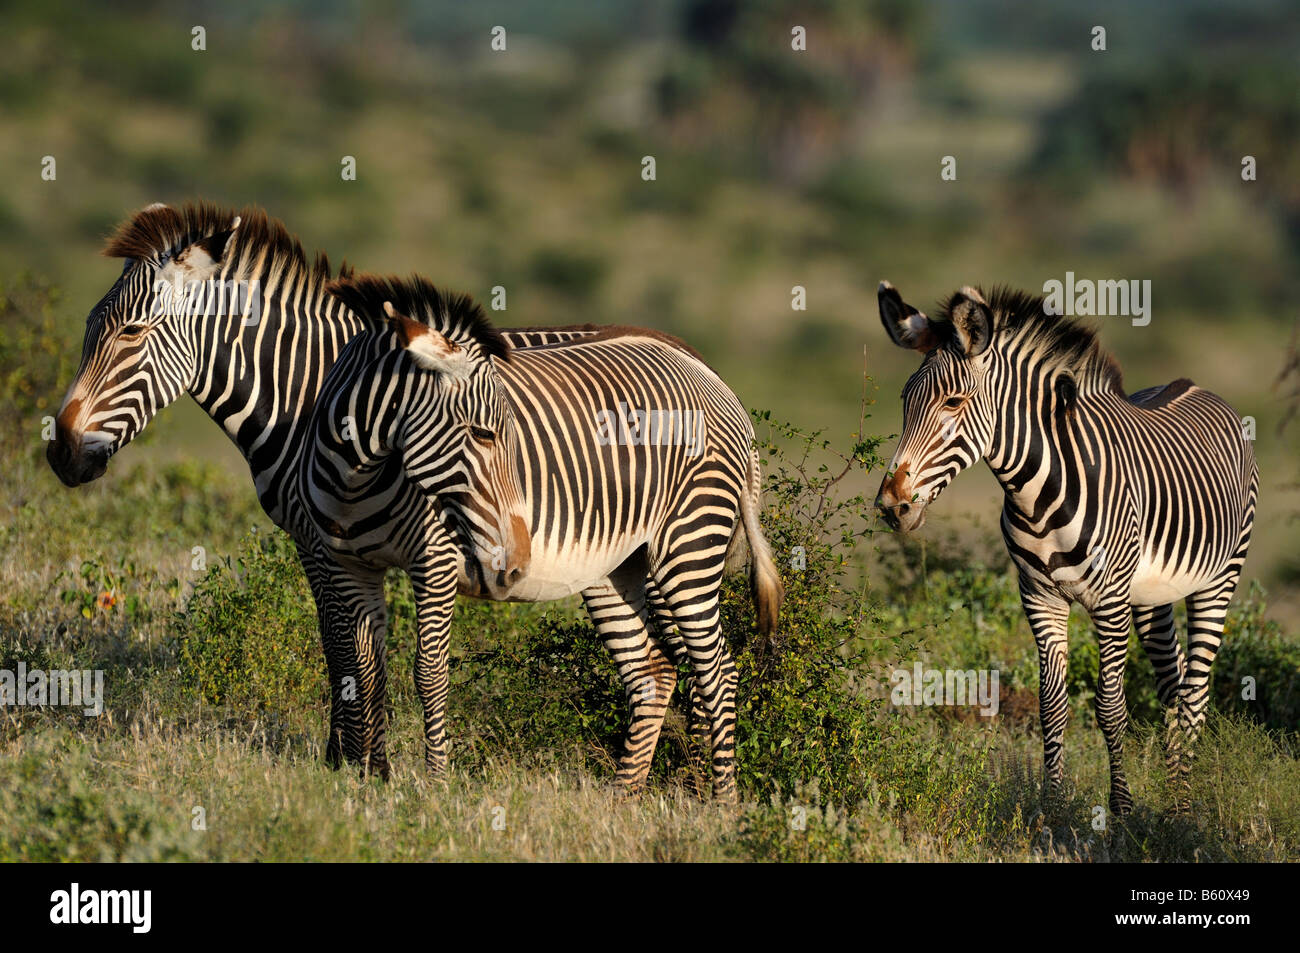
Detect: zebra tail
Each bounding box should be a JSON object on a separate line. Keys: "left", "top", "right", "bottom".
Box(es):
{"left": 741, "top": 450, "right": 783, "bottom": 638}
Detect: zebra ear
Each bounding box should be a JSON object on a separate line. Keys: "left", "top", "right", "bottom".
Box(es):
{"left": 166, "top": 217, "right": 241, "bottom": 284}
{"left": 878, "top": 281, "right": 941, "bottom": 352}
{"left": 949, "top": 287, "right": 992, "bottom": 357}
{"left": 384, "top": 301, "right": 472, "bottom": 379}
{"left": 196, "top": 216, "right": 240, "bottom": 263}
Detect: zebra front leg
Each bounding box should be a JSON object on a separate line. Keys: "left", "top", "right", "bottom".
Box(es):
{"left": 1091, "top": 602, "right": 1135, "bottom": 816}
{"left": 315, "top": 562, "right": 392, "bottom": 780}
{"left": 1132, "top": 603, "right": 1186, "bottom": 796}
{"left": 1020, "top": 581, "right": 1071, "bottom": 806}
{"left": 583, "top": 563, "right": 677, "bottom": 793}
{"left": 409, "top": 540, "right": 461, "bottom": 778}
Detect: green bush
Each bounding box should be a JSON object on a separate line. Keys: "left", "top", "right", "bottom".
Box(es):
{"left": 0, "top": 731, "right": 202, "bottom": 862}
{"left": 172, "top": 529, "right": 324, "bottom": 727}
{"left": 1215, "top": 581, "right": 1300, "bottom": 732}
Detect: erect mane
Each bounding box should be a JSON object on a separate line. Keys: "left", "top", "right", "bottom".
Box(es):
{"left": 325, "top": 273, "right": 510, "bottom": 363}
{"left": 936, "top": 285, "right": 1124, "bottom": 394}
{"left": 102, "top": 201, "right": 345, "bottom": 288}
{"left": 512, "top": 323, "right": 708, "bottom": 363}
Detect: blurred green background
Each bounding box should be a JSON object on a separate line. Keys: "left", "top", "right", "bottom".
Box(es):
{"left": 3, "top": 0, "right": 1298, "bottom": 619}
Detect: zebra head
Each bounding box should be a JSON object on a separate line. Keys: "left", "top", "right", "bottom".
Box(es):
{"left": 47, "top": 203, "right": 241, "bottom": 486}
{"left": 875, "top": 281, "right": 995, "bottom": 532}
{"left": 326, "top": 276, "right": 531, "bottom": 592}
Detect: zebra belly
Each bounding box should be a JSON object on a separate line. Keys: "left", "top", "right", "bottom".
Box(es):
{"left": 495, "top": 538, "right": 649, "bottom": 603}
{"left": 1127, "top": 554, "right": 1216, "bottom": 606}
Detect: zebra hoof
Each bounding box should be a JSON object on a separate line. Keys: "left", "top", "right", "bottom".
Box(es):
{"left": 612, "top": 779, "right": 647, "bottom": 801}
{"left": 711, "top": 785, "right": 739, "bottom": 806}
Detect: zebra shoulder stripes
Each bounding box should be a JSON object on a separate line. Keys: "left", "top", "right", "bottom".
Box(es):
{"left": 300, "top": 274, "right": 782, "bottom": 799}
{"left": 875, "top": 281, "right": 1258, "bottom": 815}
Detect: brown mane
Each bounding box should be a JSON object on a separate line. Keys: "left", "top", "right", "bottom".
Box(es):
{"left": 103, "top": 201, "right": 345, "bottom": 287}
{"left": 326, "top": 273, "right": 510, "bottom": 363}
{"left": 937, "top": 285, "right": 1126, "bottom": 394}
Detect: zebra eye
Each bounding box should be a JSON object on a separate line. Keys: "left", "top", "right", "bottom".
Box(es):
{"left": 943, "top": 395, "right": 966, "bottom": 409}
{"left": 119, "top": 324, "right": 149, "bottom": 337}
{"left": 469, "top": 425, "right": 495, "bottom": 443}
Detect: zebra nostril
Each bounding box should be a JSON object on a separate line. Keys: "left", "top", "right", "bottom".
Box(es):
{"left": 505, "top": 566, "right": 525, "bottom": 587}
{"left": 897, "top": 503, "right": 911, "bottom": 516}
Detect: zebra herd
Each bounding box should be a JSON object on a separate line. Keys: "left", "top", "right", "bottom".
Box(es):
{"left": 47, "top": 202, "right": 1257, "bottom": 814}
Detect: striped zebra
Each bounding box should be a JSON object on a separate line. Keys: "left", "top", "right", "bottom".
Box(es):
{"left": 874, "top": 282, "right": 1258, "bottom": 815}
{"left": 45, "top": 202, "right": 770, "bottom": 794}
{"left": 47, "top": 203, "right": 604, "bottom": 514}
{"left": 298, "top": 275, "right": 780, "bottom": 799}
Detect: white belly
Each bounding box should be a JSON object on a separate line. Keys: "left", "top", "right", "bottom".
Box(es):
{"left": 477, "top": 535, "right": 650, "bottom": 603}
{"left": 1127, "top": 555, "right": 1213, "bottom": 606}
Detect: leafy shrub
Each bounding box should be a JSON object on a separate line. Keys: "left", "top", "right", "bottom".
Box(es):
{"left": 444, "top": 404, "right": 896, "bottom": 801}
{"left": 0, "top": 274, "right": 73, "bottom": 445}
{"left": 1215, "top": 581, "right": 1300, "bottom": 732}
{"left": 172, "top": 529, "right": 323, "bottom": 727}
{"left": 528, "top": 247, "right": 608, "bottom": 300}
{"left": 0, "top": 731, "right": 202, "bottom": 861}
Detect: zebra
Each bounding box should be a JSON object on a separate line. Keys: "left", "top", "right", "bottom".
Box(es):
{"left": 48, "top": 203, "right": 608, "bottom": 517}
{"left": 45, "top": 202, "right": 771, "bottom": 794}
{"left": 298, "top": 274, "right": 781, "bottom": 799}
{"left": 874, "top": 281, "right": 1258, "bottom": 815}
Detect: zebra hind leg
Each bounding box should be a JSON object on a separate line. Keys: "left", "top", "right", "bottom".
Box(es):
{"left": 1175, "top": 568, "right": 1243, "bottom": 812}
{"left": 651, "top": 529, "right": 739, "bottom": 804}
{"left": 1131, "top": 603, "right": 1187, "bottom": 805}
{"left": 582, "top": 558, "right": 677, "bottom": 794}
{"left": 1090, "top": 602, "right": 1136, "bottom": 817}
{"left": 646, "top": 580, "right": 710, "bottom": 788}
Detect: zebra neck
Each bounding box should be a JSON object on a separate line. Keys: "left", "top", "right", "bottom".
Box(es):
{"left": 985, "top": 381, "right": 1090, "bottom": 516}
{"left": 187, "top": 265, "right": 368, "bottom": 528}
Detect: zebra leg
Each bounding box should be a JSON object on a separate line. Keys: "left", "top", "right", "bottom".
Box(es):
{"left": 1174, "top": 568, "right": 1242, "bottom": 809}
{"left": 652, "top": 532, "right": 739, "bottom": 803}
{"left": 1090, "top": 602, "right": 1136, "bottom": 816}
{"left": 1132, "top": 603, "right": 1184, "bottom": 705}
{"left": 1020, "top": 581, "right": 1072, "bottom": 805}
{"left": 582, "top": 559, "right": 677, "bottom": 793}
{"left": 647, "top": 579, "right": 710, "bottom": 763}
{"left": 313, "top": 560, "right": 392, "bottom": 780}
{"left": 1131, "top": 603, "right": 1186, "bottom": 789}
{"left": 408, "top": 539, "right": 461, "bottom": 778}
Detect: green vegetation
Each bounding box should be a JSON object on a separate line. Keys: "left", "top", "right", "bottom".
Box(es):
{"left": 2, "top": 324, "right": 1296, "bottom": 859}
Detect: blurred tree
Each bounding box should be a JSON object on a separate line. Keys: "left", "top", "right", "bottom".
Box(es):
{"left": 656, "top": 0, "right": 926, "bottom": 184}
{"left": 1031, "top": 58, "right": 1300, "bottom": 252}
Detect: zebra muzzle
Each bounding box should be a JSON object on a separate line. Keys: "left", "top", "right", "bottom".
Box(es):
{"left": 46, "top": 427, "right": 111, "bottom": 487}
{"left": 875, "top": 489, "right": 928, "bottom": 533}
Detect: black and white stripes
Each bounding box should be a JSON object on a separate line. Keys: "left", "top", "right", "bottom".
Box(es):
{"left": 877, "top": 281, "right": 1258, "bottom": 814}
{"left": 299, "top": 274, "right": 782, "bottom": 798}
{"left": 48, "top": 204, "right": 780, "bottom": 797}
